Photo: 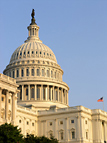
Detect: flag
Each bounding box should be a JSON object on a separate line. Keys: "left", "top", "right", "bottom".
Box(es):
{"left": 97, "top": 97, "right": 103, "bottom": 102}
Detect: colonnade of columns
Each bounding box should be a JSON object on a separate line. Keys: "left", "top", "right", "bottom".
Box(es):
{"left": 0, "top": 88, "right": 16, "bottom": 123}
{"left": 19, "top": 85, "right": 68, "bottom": 105}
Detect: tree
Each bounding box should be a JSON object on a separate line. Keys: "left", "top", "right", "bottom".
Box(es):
{"left": 0, "top": 123, "right": 24, "bottom": 143}
{"left": 24, "top": 135, "right": 59, "bottom": 143}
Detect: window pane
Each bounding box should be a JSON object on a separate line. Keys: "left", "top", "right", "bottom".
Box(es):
{"left": 31, "top": 88, "right": 34, "bottom": 98}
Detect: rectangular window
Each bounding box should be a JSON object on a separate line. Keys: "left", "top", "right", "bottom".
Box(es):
{"left": 37, "top": 87, "right": 40, "bottom": 99}
{"left": 49, "top": 88, "right": 51, "bottom": 100}
{"left": 13, "top": 70, "right": 15, "bottom": 78}
{"left": 47, "top": 70, "right": 49, "bottom": 77}
{"left": 26, "top": 69, "right": 29, "bottom": 76}
{"left": 60, "top": 121, "right": 63, "bottom": 125}
{"left": 42, "top": 69, "right": 44, "bottom": 76}
{"left": 61, "top": 132, "right": 63, "bottom": 140}
{"left": 50, "top": 122, "right": 52, "bottom": 126}
{"left": 31, "top": 88, "right": 34, "bottom": 99}
{"left": 86, "top": 132, "right": 88, "bottom": 139}
{"left": 56, "top": 90, "right": 58, "bottom": 101}
{"left": 71, "top": 120, "right": 74, "bottom": 123}
{"left": 32, "top": 69, "right": 34, "bottom": 76}
{"left": 37, "top": 69, "right": 39, "bottom": 76}
{"left": 43, "top": 87, "right": 46, "bottom": 100}
{"left": 17, "top": 69, "right": 19, "bottom": 77}
{"left": 72, "top": 131, "right": 75, "bottom": 139}
{"left": 21, "top": 69, "right": 24, "bottom": 77}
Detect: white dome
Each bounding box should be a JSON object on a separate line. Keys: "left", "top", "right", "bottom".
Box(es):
{"left": 10, "top": 41, "right": 57, "bottom": 64}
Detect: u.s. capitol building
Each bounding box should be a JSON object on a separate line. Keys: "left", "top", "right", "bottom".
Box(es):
{"left": 0, "top": 10, "right": 107, "bottom": 143}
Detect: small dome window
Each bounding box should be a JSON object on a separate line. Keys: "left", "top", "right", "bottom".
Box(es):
{"left": 32, "top": 51, "right": 34, "bottom": 54}
{"left": 47, "top": 53, "right": 49, "bottom": 56}
{"left": 36, "top": 51, "right": 38, "bottom": 54}
{"left": 17, "top": 53, "right": 18, "bottom": 57}
{"left": 20, "top": 52, "right": 22, "bottom": 56}
{"left": 24, "top": 51, "right": 25, "bottom": 55}
{"left": 40, "top": 51, "right": 41, "bottom": 54}
{"left": 44, "top": 52, "right": 45, "bottom": 55}
{"left": 28, "top": 51, "right": 29, "bottom": 54}
{"left": 50, "top": 54, "right": 51, "bottom": 56}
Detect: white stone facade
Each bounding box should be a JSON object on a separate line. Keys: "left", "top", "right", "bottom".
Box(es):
{"left": 0, "top": 10, "right": 107, "bottom": 143}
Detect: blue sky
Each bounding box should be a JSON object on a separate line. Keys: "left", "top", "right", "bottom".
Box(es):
{"left": 0, "top": 0, "right": 107, "bottom": 111}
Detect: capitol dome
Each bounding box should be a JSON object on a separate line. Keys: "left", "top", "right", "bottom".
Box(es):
{"left": 3, "top": 9, "right": 69, "bottom": 110}
{"left": 10, "top": 39, "right": 57, "bottom": 64}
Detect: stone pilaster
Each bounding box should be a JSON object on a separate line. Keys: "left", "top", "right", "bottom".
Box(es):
{"left": 5, "top": 90, "right": 9, "bottom": 122}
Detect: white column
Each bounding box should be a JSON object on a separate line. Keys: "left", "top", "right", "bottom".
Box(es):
{"left": 22, "top": 85, "right": 24, "bottom": 100}
{"left": 12, "top": 93, "right": 16, "bottom": 122}
{"left": 5, "top": 90, "right": 9, "bottom": 121}
{"left": 35, "top": 85, "right": 37, "bottom": 100}
{"left": 0, "top": 88, "right": 2, "bottom": 120}
{"left": 28, "top": 85, "right": 30, "bottom": 100}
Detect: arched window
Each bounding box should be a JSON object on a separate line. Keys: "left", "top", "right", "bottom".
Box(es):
{"left": 21, "top": 69, "right": 24, "bottom": 77}
{"left": 31, "top": 69, "right": 34, "bottom": 76}
{"left": 26, "top": 69, "right": 29, "bottom": 76}
{"left": 42, "top": 69, "right": 44, "bottom": 76}
{"left": 47, "top": 70, "right": 49, "bottom": 77}
{"left": 59, "top": 130, "right": 64, "bottom": 140}
{"left": 31, "top": 88, "right": 34, "bottom": 99}
{"left": 17, "top": 69, "right": 19, "bottom": 77}
{"left": 55, "top": 72, "right": 56, "bottom": 78}
{"left": 37, "top": 69, "right": 40, "bottom": 76}
{"left": 70, "top": 128, "right": 75, "bottom": 139}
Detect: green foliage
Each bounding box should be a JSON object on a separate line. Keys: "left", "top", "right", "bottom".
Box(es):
{"left": 24, "top": 135, "right": 59, "bottom": 143}
{"left": 0, "top": 123, "right": 59, "bottom": 143}
{"left": 0, "top": 123, "right": 24, "bottom": 143}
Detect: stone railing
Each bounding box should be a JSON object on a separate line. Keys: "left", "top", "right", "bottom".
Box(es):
{"left": 0, "top": 73, "right": 16, "bottom": 83}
